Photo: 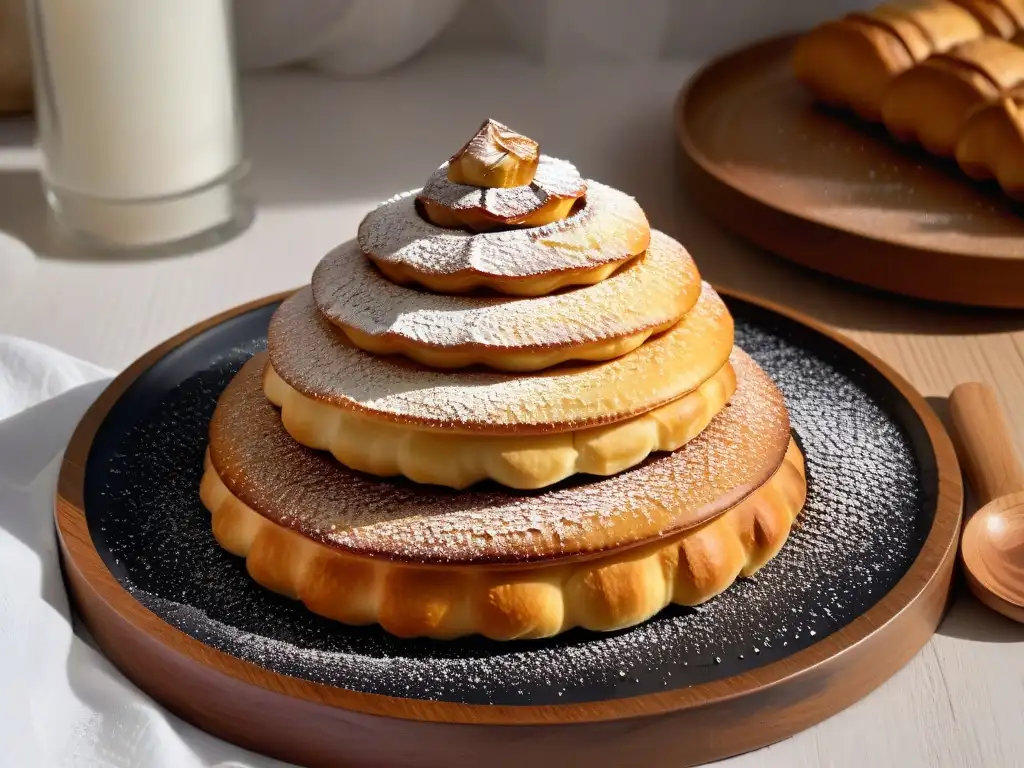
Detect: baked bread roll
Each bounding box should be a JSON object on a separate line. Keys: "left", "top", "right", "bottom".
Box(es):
{"left": 956, "top": 86, "right": 1024, "bottom": 197}
{"left": 791, "top": 1, "right": 985, "bottom": 121}
{"left": 951, "top": 0, "right": 1024, "bottom": 37}
{"left": 881, "top": 35, "right": 1024, "bottom": 155}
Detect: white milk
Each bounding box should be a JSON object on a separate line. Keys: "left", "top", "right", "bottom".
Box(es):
{"left": 29, "top": 0, "right": 246, "bottom": 248}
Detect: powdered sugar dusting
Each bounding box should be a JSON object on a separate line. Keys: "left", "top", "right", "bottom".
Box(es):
{"left": 268, "top": 282, "right": 733, "bottom": 432}
{"left": 312, "top": 230, "right": 698, "bottom": 351}
{"left": 418, "top": 156, "right": 586, "bottom": 219}
{"left": 357, "top": 181, "right": 648, "bottom": 278}
{"left": 210, "top": 349, "right": 789, "bottom": 563}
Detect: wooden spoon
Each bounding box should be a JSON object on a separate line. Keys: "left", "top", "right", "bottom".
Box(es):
{"left": 949, "top": 382, "right": 1024, "bottom": 624}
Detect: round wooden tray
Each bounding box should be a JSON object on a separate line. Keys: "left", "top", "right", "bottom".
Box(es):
{"left": 675, "top": 34, "right": 1024, "bottom": 309}
{"left": 55, "top": 288, "right": 962, "bottom": 768}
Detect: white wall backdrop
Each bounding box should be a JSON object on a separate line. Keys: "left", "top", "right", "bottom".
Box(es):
{"left": 233, "top": 0, "right": 879, "bottom": 76}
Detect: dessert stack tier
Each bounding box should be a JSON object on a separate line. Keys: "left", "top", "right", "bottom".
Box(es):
{"left": 265, "top": 282, "right": 734, "bottom": 489}
{"left": 199, "top": 118, "right": 808, "bottom": 640}
{"left": 311, "top": 230, "right": 702, "bottom": 372}
{"left": 261, "top": 118, "right": 741, "bottom": 490}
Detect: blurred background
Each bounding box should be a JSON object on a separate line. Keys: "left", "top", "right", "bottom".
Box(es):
{"left": 1, "top": 0, "right": 877, "bottom": 116}
{"left": 0, "top": 0, "right": 889, "bottom": 366}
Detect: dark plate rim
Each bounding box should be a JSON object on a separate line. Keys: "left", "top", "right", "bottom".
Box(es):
{"left": 54, "top": 285, "right": 963, "bottom": 726}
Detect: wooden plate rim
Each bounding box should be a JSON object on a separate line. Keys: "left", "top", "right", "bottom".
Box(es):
{"left": 54, "top": 286, "right": 962, "bottom": 727}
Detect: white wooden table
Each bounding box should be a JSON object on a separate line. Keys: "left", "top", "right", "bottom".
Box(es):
{"left": 0, "top": 52, "right": 1020, "bottom": 768}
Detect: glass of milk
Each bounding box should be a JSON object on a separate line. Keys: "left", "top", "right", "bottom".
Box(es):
{"left": 25, "top": 0, "right": 252, "bottom": 254}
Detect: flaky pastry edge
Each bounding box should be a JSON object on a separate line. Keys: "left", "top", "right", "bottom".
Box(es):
{"left": 200, "top": 440, "right": 806, "bottom": 641}
{"left": 263, "top": 360, "right": 737, "bottom": 490}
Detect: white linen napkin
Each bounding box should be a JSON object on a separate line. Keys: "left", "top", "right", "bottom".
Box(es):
{"left": 0, "top": 335, "right": 287, "bottom": 767}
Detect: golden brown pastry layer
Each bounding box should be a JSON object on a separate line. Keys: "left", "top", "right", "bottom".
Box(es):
{"left": 200, "top": 439, "right": 805, "bottom": 640}
{"left": 268, "top": 282, "right": 734, "bottom": 436}
{"left": 311, "top": 230, "right": 701, "bottom": 372}
{"left": 207, "top": 351, "right": 792, "bottom": 564}
{"left": 263, "top": 359, "right": 735, "bottom": 490}
{"left": 418, "top": 155, "right": 587, "bottom": 232}
{"left": 956, "top": 87, "right": 1024, "bottom": 196}
{"left": 951, "top": 0, "right": 1024, "bottom": 37}
{"left": 792, "top": 0, "right": 985, "bottom": 121}
{"left": 881, "top": 35, "right": 1024, "bottom": 155}
{"left": 359, "top": 181, "right": 650, "bottom": 297}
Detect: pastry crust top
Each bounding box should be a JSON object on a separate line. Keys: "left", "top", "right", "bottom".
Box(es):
{"left": 418, "top": 155, "right": 586, "bottom": 220}
{"left": 311, "top": 229, "right": 700, "bottom": 357}
{"left": 268, "top": 281, "right": 734, "bottom": 435}
{"left": 358, "top": 180, "right": 649, "bottom": 280}
{"left": 207, "top": 349, "right": 791, "bottom": 565}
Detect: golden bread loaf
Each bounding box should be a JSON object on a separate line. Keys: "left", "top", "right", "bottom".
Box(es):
{"left": 951, "top": 0, "right": 1024, "bottom": 37}
{"left": 422, "top": 118, "right": 586, "bottom": 231}
{"left": 956, "top": 86, "right": 1024, "bottom": 196}
{"left": 881, "top": 35, "right": 1024, "bottom": 154}
{"left": 446, "top": 118, "right": 541, "bottom": 188}
{"left": 794, "top": 1, "right": 1024, "bottom": 201}
{"left": 791, "top": 0, "right": 985, "bottom": 120}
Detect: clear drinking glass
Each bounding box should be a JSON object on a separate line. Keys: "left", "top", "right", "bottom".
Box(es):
{"left": 25, "top": 0, "right": 253, "bottom": 255}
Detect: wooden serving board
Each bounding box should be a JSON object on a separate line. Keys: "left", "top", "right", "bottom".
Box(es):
{"left": 675, "top": 34, "right": 1024, "bottom": 309}
{"left": 54, "top": 288, "right": 961, "bottom": 768}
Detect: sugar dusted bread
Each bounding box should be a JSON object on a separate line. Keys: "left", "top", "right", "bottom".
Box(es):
{"left": 956, "top": 86, "right": 1024, "bottom": 197}
{"left": 881, "top": 35, "right": 1024, "bottom": 155}
{"left": 791, "top": 1, "right": 985, "bottom": 121}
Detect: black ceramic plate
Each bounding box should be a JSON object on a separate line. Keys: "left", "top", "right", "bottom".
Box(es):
{"left": 81, "top": 294, "right": 937, "bottom": 707}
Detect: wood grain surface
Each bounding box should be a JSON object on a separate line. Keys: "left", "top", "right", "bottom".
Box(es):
{"left": 0, "top": 51, "right": 1022, "bottom": 767}
{"left": 53, "top": 286, "right": 962, "bottom": 768}
{"left": 949, "top": 382, "right": 1024, "bottom": 507}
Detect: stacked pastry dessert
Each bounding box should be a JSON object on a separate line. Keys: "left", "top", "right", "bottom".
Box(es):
{"left": 199, "top": 120, "right": 808, "bottom": 641}
{"left": 792, "top": 0, "right": 1024, "bottom": 199}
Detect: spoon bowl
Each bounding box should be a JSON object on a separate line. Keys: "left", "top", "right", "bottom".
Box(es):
{"left": 960, "top": 490, "right": 1024, "bottom": 623}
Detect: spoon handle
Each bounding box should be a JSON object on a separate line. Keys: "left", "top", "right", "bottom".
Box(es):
{"left": 949, "top": 382, "right": 1024, "bottom": 507}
